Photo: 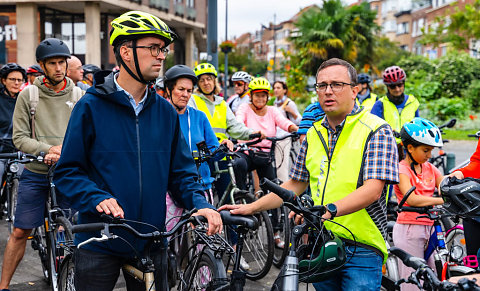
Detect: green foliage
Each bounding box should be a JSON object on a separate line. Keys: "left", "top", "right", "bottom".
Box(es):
{"left": 371, "top": 37, "right": 411, "bottom": 75}
{"left": 290, "top": 0, "right": 379, "bottom": 76}
{"left": 463, "top": 80, "right": 480, "bottom": 108}
{"left": 421, "top": 0, "right": 480, "bottom": 50}
{"left": 278, "top": 49, "right": 309, "bottom": 95}
{"left": 425, "top": 97, "right": 471, "bottom": 121}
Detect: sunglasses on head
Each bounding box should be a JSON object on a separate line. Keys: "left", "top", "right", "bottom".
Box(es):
{"left": 387, "top": 83, "right": 404, "bottom": 89}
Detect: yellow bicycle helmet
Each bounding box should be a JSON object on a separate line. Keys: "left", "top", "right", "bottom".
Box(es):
{"left": 193, "top": 63, "right": 218, "bottom": 78}
{"left": 110, "top": 11, "right": 176, "bottom": 47}
{"left": 249, "top": 77, "right": 271, "bottom": 93}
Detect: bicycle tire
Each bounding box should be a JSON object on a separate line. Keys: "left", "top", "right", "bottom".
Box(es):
{"left": 31, "top": 225, "right": 52, "bottom": 284}
{"left": 58, "top": 254, "right": 75, "bottom": 291}
{"left": 181, "top": 249, "right": 227, "bottom": 291}
{"left": 7, "top": 179, "right": 18, "bottom": 233}
{"left": 235, "top": 193, "right": 274, "bottom": 280}
{"left": 272, "top": 206, "right": 290, "bottom": 268}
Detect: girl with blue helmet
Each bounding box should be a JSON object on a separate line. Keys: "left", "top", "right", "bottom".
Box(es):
{"left": 393, "top": 117, "right": 445, "bottom": 290}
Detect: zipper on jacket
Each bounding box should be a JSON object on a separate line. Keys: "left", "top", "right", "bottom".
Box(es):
{"left": 136, "top": 115, "right": 143, "bottom": 215}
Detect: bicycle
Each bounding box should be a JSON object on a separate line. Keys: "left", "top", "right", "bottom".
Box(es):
{"left": 0, "top": 151, "right": 40, "bottom": 233}
{"left": 264, "top": 132, "right": 301, "bottom": 268}
{"left": 211, "top": 137, "right": 275, "bottom": 281}
{"left": 396, "top": 186, "right": 474, "bottom": 281}
{"left": 61, "top": 208, "right": 258, "bottom": 291}
{"left": 29, "top": 164, "right": 75, "bottom": 291}
{"left": 260, "top": 178, "right": 348, "bottom": 291}
{"left": 391, "top": 246, "right": 480, "bottom": 290}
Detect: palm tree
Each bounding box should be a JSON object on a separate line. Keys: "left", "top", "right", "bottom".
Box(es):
{"left": 290, "top": 0, "right": 379, "bottom": 75}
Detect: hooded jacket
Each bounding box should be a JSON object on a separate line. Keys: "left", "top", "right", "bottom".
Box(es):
{"left": 54, "top": 71, "right": 214, "bottom": 257}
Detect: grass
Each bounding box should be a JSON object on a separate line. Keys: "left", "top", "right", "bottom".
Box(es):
{"left": 442, "top": 129, "right": 479, "bottom": 140}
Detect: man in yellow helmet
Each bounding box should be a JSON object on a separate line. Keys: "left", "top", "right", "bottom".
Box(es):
{"left": 53, "top": 11, "right": 222, "bottom": 290}
{"left": 220, "top": 58, "right": 399, "bottom": 290}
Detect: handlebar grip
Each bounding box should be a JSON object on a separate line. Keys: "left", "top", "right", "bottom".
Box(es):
{"left": 390, "top": 247, "right": 426, "bottom": 270}
{"left": 260, "top": 178, "right": 295, "bottom": 204}
{"left": 0, "top": 152, "right": 21, "bottom": 159}
{"left": 71, "top": 223, "right": 105, "bottom": 233}
{"left": 398, "top": 186, "right": 416, "bottom": 208}
{"left": 248, "top": 133, "right": 261, "bottom": 139}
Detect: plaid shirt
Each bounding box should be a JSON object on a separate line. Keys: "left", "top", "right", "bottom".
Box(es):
{"left": 290, "top": 106, "right": 399, "bottom": 184}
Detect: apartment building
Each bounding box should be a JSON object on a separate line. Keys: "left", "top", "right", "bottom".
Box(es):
{"left": 0, "top": 0, "right": 208, "bottom": 69}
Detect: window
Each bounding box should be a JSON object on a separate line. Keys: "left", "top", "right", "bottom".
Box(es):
{"left": 43, "top": 9, "right": 86, "bottom": 56}
{"left": 186, "top": 0, "right": 194, "bottom": 7}
{"left": 397, "top": 22, "right": 409, "bottom": 35}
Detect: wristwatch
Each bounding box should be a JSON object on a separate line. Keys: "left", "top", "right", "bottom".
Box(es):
{"left": 325, "top": 203, "right": 337, "bottom": 219}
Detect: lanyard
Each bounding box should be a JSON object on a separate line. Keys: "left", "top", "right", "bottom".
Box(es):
{"left": 186, "top": 107, "right": 192, "bottom": 151}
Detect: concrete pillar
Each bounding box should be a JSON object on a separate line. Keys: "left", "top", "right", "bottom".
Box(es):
{"left": 16, "top": 3, "right": 38, "bottom": 67}
{"left": 185, "top": 28, "right": 195, "bottom": 68}
{"left": 84, "top": 2, "right": 101, "bottom": 66}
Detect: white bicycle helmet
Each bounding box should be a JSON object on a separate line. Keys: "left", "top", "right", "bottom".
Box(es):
{"left": 400, "top": 117, "right": 443, "bottom": 147}
{"left": 231, "top": 71, "right": 252, "bottom": 83}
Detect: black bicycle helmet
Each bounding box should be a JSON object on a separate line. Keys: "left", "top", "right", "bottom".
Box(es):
{"left": 35, "top": 38, "right": 71, "bottom": 62}
{"left": 0, "top": 63, "right": 27, "bottom": 81}
{"left": 357, "top": 73, "right": 372, "bottom": 84}
{"left": 164, "top": 65, "right": 197, "bottom": 86}
{"left": 26, "top": 64, "right": 44, "bottom": 75}
{"left": 82, "top": 64, "right": 101, "bottom": 75}
{"left": 440, "top": 177, "right": 480, "bottom": 216}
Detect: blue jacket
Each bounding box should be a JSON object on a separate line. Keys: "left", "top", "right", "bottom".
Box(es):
{"left": 178, "top": 107, "right": 221, "bottom": 190}
{"left": 54, "top": 71, "right": 214, "bottom": 257}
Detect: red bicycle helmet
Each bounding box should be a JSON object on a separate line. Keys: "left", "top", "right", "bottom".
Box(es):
{"left": 383, "top": 66, "right": 406, "bottom": 85}
{"left": 26, "top": 64, "right": 44, "bottom": 75}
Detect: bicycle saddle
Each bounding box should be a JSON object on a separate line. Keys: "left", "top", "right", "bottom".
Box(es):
{"left": 219, "top": 210, "right": 258, "bottom": 230}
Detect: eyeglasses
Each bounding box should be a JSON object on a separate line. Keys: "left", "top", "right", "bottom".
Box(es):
{"left": 387, "top": 83, "right": 404, "bottom": 89}
{"left": 234, "top": 82, "right": 245, "bottom": 87}
{"left": 129, "top": 44, "right": 169, "bottom": 57}
{"left": 315, "top": 82, "right": 354, "bottom": 93}
{"left": 7, "top": 78, "right": 24, "bottom": 83}
{"left": 199, "top": 76, "right": 214, "bottom": 83}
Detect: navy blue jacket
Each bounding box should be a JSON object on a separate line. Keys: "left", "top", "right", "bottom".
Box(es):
{"left": 54, "top": 71, "right": 214, "bottom": 257}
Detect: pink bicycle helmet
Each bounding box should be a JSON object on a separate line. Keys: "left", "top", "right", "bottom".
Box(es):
{"left": 383, "top": 66, "right": 406, "bottom": 85}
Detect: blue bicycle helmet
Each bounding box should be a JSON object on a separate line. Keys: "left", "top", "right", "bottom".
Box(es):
{"left": 400, "top": 117, "right": 443, "bottom": 148}
{"left": 357, "top": 73, "right": 372, "bottom": 84}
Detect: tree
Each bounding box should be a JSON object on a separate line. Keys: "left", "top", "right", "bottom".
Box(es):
{"left": 290, "top": 0, "right": 380, "bottom": 75}
{"left": 421, "top": 0, "right": 480, "bottom": 51}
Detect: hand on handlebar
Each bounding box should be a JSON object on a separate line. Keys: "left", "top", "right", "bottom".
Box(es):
{"left": 44, "top": 153, "right": 60, "bottom": 165}
{"left": 194, "top": 208, "right": 223, "bottom": 236}
{"left": 218, "top": 204, "right": 256, "bottom": 216}
{"left": 253, "top": 131, "right": 265, "bottom": 140}
{"left": 449, "top": 171, "right": 464, "bottom": 180}
{"left": 96, "top": 198, "right": 125, "bottom": 218}
{"left": 220, "top": 139, "right": 234, "bottom": 151}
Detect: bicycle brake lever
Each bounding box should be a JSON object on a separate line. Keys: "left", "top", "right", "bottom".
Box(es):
{"left": 77, "top": 233, "right": 118, "bottom": 249}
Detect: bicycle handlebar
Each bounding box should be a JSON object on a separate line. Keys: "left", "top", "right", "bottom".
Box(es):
{"left": 391, "top": 247, "right": 480, "bottom": 291}
{"left": 397, "top": 186, "right": 417, "bottom": 208}
{"left": 265, "top": 132, "right": 300, "bottom": 143}
{"left": 260, "top": 177, "right": 296, "bottom": 204}
{"left": 0, "top": 152, "right": 44, "bottom": 163}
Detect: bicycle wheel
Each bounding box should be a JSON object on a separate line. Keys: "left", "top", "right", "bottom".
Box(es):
{"left": 7, "top": 179, "right": 18, "bottom": 233}
{"left": 272, "top": 206, "right": 290, "bottom": 268}
{"left": 181, "top": 250, "right": 227, "bottom": 291}
{"left": 58, "top": 254, "right": 75, "bottom": 291}
{"left": 51, "top": 216, "right": 74, "bottom": 290}
{"left": 31, "top": 225, "right": 52, "bottom": 284}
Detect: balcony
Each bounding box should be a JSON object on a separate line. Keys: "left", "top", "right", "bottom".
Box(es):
{"left": 187, "top": 7, "right": 196, "bottom": 20}
{"left": 175, "top": 3, "right": 184, "bottom": 17}
{"left": 149, "top": 0, "right": 170, "bottom": 12}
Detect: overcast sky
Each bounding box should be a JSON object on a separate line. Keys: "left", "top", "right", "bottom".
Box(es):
{"left": 216, "top": 0, "right": 354, "bottom": 41}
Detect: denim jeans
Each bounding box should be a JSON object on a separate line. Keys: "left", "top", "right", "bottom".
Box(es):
{"left": 74, "top": 247, "right": 169, "bottom": 291}
{"left": 312, "top": 245, "right": 383, "bottom": 291}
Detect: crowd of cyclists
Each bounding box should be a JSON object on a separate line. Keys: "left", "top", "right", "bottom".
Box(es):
{"left": 0, "top": 9, "right": 479, "bottom": 291}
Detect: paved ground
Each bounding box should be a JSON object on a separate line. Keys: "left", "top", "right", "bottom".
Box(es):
{"left": 0, "top": 139, "right": 477, "bottom": 290}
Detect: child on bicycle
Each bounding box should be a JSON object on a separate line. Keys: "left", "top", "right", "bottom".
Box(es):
{"left": 393, "top": 117, "right": 445, "bottom": 291}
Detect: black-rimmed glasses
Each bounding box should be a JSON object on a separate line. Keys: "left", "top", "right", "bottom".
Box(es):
{"left": 315, "top": 82, "right": 355, "bottom": 93}
{"left": 129, "top": 44, "right": 169, "bottom": 57}
{"left": 387, "top": 83, "right": 404, "bottom": 89}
